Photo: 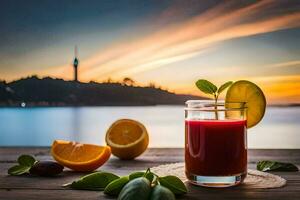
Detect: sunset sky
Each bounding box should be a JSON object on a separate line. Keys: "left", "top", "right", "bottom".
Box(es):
{"left": 0, "top": 0, "right": 300, "bottom": 104}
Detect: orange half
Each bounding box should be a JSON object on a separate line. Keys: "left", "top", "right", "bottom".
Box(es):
{"left": 51, "top": 140, "right": 111, "bottom": 171}
{"left": 106, "top": 119, "right": 149, "bottom": 160}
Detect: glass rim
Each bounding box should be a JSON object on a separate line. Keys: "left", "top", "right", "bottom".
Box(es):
{"left": 185, "top": 100, "right": 247, "bottom": 111}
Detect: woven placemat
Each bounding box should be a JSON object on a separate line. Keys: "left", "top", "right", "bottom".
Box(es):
{"left": 151, "top": 162, "right": 286, "bottom": 189}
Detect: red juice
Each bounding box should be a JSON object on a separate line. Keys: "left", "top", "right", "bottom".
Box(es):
{"left": 185, "top": 119, "right": 247, "bottom": 177}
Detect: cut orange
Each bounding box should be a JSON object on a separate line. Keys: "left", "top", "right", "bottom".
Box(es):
{"left": 105, "top": 119, "right": 149, "bottom": 160}
{"left": 51, "top": 140, "right": 111, "bottom": 171}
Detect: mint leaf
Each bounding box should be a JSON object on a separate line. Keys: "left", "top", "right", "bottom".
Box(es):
{"left": 8, "top": 165, "right": 31, "bottom": 175}
{"left": 65, "top": 172, "right": 119, "bottom": 190}
{"left": 195, "top": 79, "right": 217, "bottom": 94}
{"left": 18, "top": 155, "right": 36, "bottom": 167}
{"left": 8, "top": 155, "right": 37, "bottom": 176}
{"left": 159, "top": 175, "right": 187, "bottom": 195}
{"left": 217, "top": 81, "right": 233, "bottom": 94}
{"left": 257, "top": 160, "right": 298, "bottom": 172}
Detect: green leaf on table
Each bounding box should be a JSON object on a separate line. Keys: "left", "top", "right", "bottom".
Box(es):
{"left": 64, "top": 171, "right": 119, "bottom": 190}
{"left": 18, "top": 155, "right": 36, "bottom": 167}
{"left": 217, "top": 81, "right": 233, "bottom": 94}
{"left": 128, "top": 171, "right": 154, "bottom": 182}
{"left": 159, "top": 175, "right": 187, "bottom": 195}
{"left": 104, "top": 176, "right": 129, "bottom": 196}
{"left": 257, "top": 160, "right": 299, "bottom": 172}
{"left": 129, "top": 171, "right": 144, "bottom": 180}
{"left": 8, "top": 165, "right": 31, "bottom": 175}
{"left": 195, "top": 79, "right": 217, "bottom": 94}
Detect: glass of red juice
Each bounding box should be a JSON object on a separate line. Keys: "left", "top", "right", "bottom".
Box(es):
{"left": 185, "top": 100, "right": 247, "bottom": 187}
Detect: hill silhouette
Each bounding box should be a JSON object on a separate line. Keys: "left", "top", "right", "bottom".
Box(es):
{"left": 0, "top": 76, "right": 207, "bottom": 106}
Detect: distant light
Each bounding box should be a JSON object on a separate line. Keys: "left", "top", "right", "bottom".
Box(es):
{"left": 21, "top": 102, "right": 26, "bottom": 107}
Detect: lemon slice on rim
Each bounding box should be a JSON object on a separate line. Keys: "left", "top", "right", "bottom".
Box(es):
{"left": 225, "top": 80, "right": 266, "bottom": 128}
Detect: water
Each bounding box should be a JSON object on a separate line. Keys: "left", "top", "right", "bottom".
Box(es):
{"left": 0, "top": 106, "right": 299, "bottom": 148}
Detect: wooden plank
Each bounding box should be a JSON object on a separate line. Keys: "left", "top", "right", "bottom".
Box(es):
{"left": 1, "top": 187, "right": 300, "bottom": 200}
{"left": 0, "top": 148, "right": 299, "bottom": 200}
{"left": 1, "top": 148, "right": 300, "bottom": 163}
{"left": 0, "top": 189, "right": 101, "bottom": 200}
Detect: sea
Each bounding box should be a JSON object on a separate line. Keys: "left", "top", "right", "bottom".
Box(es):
{"left": 0, "top": 106, "right": 299, "bottom": 148}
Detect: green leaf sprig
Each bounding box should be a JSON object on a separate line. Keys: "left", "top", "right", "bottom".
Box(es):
{"left": 257, "top": 160, "right": 299, "bottom": 172}
{"left": 8, "top": 155, "right": 37, "bottom": 175}
{"left": 196, "top": 79, "right": 233, "bottom": 104}
{"left": 195, "top": 79, "right": 233, "bottom": 119}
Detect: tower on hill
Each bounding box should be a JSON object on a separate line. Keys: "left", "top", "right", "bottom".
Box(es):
{"left": 73, "top": 46, "right": 79, "bottom": 82}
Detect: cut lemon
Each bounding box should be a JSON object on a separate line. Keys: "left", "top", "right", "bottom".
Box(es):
{"left": 105, "top": 119, "right": 149, "bottom": 160}
{"left": 225, "top": 80, "right": 266, "bottom": 128}
{"left": 51, "top": 140, "right": 111, "bottom": 171}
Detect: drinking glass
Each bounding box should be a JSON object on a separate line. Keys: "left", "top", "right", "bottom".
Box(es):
{"left": 185, "top": 100, "right": 247, "bottom": 187}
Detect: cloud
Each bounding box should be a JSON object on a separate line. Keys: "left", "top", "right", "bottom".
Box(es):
{"left": 111, "top": 50, "right": 204, "bottom": 77}
{"left": 266, "top": 60, "right": 300, "bottom": 68}
{"left": 71, "top": 0, "right": 300, "bottom": 81}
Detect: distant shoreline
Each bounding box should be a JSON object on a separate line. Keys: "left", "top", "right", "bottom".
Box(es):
{"left": 0, "top": 76, "right": 207, "bottom": 107}
{"left": 1, "top": 76, "right": 299, "bottom": 108}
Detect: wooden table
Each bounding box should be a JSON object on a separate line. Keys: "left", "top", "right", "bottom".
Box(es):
{"left": 0, "top": 148, "right": 299, "bottom": 200}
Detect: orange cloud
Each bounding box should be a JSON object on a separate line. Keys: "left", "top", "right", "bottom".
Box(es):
{"left": 265, "top": 60, "right": 300, "bottom": 68}
{"left": 71, "top": 0, "right": 300, "bottom": 82}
